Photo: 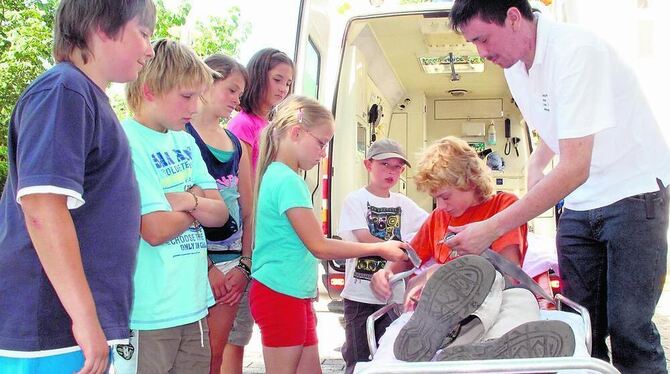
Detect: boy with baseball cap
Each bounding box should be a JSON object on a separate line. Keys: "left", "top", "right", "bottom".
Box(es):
{"left": 338, "top": 138, "right": 428, "bottom": 373}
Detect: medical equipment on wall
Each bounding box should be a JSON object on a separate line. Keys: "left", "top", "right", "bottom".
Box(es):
{"left": 487, "top": 120, "right": 496, "bottom": 145}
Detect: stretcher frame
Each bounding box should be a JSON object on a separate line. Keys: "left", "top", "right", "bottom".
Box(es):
{"left": 359, "top": 293, "right": 621, "bottom": 374}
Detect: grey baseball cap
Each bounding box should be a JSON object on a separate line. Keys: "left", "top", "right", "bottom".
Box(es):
{"left": 366, "top": 138, "right": 411, "bottom": 167}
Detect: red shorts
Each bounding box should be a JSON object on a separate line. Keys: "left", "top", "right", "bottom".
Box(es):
{"left": 249, "top": 280, "right": 318, "bottom": 347}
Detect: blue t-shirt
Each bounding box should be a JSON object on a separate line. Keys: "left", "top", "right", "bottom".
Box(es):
{"left": 185, "top": 124, "right": 243, "bottom": 262}
{"left": 0, "top": 62, "right": 141, "bottom": 352}
{"left": 123, "top": 118, "right": 216, "bottom": 330}
{"left": 251, "top": 162, "right": 317, "bottom": 299}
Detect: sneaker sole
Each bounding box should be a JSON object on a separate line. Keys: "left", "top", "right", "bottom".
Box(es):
{"left": 394, "top": 255, "right": 496, "bottom": 362}
{"left": 436, "top": 320, "right": 576, "bottom": 361}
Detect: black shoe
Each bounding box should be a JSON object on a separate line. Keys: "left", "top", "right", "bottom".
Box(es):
{"left": 436, "top": 320, "right": 576, "bottom": 361}
{"left": 393, "top": 255, "right": 496, "bottom": 362}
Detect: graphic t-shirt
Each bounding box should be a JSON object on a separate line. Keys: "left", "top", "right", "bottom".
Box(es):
{"left": 0, "top": 62, "right": 140, "bottom": 354}
{"left": 251, "top": 162, "right": 316, "bottom": 299}
{"left": 123, "top": 118, "right": 216, "bottom": 330}
{"left": 411, "top": 192, "right": 527, "bottom": 265}
{"left": 185, "top": 124, "right": 243, "bottom": 262}
{"left": 338, "top": 188, "right": 428, "bottom": 304}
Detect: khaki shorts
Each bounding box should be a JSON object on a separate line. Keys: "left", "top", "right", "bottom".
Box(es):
{"left": 112, "top": 318, "right": 210, "bottom": 374}
{"left": 215, "top": 259, "right": 254, "bottom": 346}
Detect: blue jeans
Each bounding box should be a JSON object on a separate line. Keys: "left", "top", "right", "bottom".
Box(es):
{"left": 557, "top": 185, "right": 668, "bottom": 373}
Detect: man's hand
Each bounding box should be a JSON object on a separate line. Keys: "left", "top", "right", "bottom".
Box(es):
{"left": 446, "top": 219, "right": 498, "bottom": 256}
{"left": 72, "top": 316, "right": 109, "bottom": 374}
{"left": 208, "top": 267, "right": 228, "bottom": 303}
{"left": 220, "top": 268, "right": 247, "bottom": 306}
{"left": 371, "top": 268, "right": 394, "bottom": 301}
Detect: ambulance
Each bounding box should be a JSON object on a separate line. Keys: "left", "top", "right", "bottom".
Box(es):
{"left": 282, "top": 0, "right": 661, "bottom": 299}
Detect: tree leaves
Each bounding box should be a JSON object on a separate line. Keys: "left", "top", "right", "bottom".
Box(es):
{"left": 0, "top": 0, "right": 250, "bottom": 190}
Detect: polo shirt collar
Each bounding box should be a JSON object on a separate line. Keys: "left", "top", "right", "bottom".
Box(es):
{"left": 530, "top": 12, "right": 550, "bottom": 69}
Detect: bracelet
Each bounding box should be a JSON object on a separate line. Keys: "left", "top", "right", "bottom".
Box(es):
{"left": 237, "top": 260, "right": 251, "bottom": 275}
{"left": 187, "top": 191, "right": 199, "bottom": 212}
{"left": 234, "top": 264, "right": 251, "bottom": 280}
{"left": 239, "top": 256, "right": 252, "bottom": 266}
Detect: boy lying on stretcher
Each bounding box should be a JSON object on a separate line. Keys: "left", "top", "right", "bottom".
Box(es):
{"left": 370, "top": 137, "right": 575, "bottom": 362}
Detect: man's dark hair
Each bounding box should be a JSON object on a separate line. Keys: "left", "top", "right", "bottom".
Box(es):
{"left": 240, "top": 48, "right": 294, "bottom": 116}
{"left": 450, "top": 0, "right": 534, "bottom": 32}
{"left": 53, "top": 0, "right": 156, "bottom": 63}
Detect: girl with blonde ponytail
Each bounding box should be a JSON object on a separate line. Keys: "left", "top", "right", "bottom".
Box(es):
{"left": 249, "top": 95, "right": 408, "bottom": 373}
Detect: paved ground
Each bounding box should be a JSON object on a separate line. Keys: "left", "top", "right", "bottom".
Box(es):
{"left": 241, "top": 281, "right": 670, "bottom": 373}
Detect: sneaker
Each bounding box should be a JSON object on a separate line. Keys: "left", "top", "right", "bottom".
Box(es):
{"left": 436, "top": 320, "right": 576, "bottom": 361}
{"left": 393, "top": 255, "right": 496, "bottom": 362}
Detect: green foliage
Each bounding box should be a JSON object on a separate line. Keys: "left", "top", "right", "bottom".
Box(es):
{"left": 0, "top": 0, "right": 57, "bottom": 192}
{"left": 192, "top": 6, "right": 250, "bottom": 57}
{"left": 0, "top": 145, "right": 7, "bottom": 191}
{"left": 0, "top": 0, "right": 57, "bottom": 144}
{"left": 0, "top": 0, "right": 250, "bottom": 190}
{"left": 110, "top": 0, "right": 250, "bottom": 118}
{"left": 154, "top": 0, "right": 191, "bottom": 40}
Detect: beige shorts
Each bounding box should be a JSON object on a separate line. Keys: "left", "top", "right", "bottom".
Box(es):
{"left": 112, "top": 318, "right": 210, "bottom": 374}
{"left": 215, "top": 259, "right": 254, "bottom": 346}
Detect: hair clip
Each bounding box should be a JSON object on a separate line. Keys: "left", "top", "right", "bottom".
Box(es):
{"left": 297, "top": 108, "right": 304, "bottom": 124}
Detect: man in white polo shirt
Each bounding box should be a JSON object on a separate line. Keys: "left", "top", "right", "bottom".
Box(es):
{"left": 445, "top": 0, "right": 670, "bottom": 372}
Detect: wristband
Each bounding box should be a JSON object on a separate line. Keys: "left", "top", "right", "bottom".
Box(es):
{"left": 237, "top": 261, "right": 251, "bottom": 275}
{"left": 187, "top": 191, "right": 199, "bottom": 212}
{"left": 234, "top": 264, "right": 251, "bottom": 280}
{"left": 239, "top": 256, "right": 252, "bottom": 266}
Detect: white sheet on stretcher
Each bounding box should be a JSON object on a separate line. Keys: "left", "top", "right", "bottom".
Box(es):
{"left": 355, "top": 309, "right": 592, "bottom": 374}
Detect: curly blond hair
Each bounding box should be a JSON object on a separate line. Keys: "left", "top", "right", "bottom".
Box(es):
{"left": 414, "top": 136, "right": 494, "bottom": 200}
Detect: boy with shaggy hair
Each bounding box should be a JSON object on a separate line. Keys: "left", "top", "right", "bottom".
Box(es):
{"left": 371, "top": 136, "right": 574, "bottom": 363}
{"left": 111, "top": 39, "right": 228, "bottom": 373}
{"left": 0, "top": 1, "right": 155, "bottom": 373}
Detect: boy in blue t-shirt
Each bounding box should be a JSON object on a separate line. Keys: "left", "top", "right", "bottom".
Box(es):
{"left": 110, "top": 39, "right": 229, "bottom": 374}
{"left": 0, "top": 1, "right": 156, "bottom": 373}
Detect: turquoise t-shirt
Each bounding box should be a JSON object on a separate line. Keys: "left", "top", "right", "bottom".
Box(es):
{"left": 122, "top": 118, "right": 216, "bottom": 330}
{"left": 252, "top": 162, "right": 317, "bottom": 299}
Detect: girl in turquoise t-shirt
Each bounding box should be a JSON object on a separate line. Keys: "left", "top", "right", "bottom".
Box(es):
{"left": 250, "top": 95, "right": 409, "bottom": 373}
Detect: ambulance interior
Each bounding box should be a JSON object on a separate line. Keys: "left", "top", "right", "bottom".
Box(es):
{"left": 328, "top": 12, "right": 557, "bottom": 239}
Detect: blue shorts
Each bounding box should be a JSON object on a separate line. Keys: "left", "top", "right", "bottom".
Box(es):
{"left": 0, "top": 349, "right": 111, "bottom": 374}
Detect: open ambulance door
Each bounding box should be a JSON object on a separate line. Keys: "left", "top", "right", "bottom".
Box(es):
{"left": 293, "top": 0, "right": 346, "bottom": 299}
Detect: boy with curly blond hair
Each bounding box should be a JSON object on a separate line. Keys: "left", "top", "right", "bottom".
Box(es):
{"left": 371, "top": 137, "right": 574, "bottom": 363}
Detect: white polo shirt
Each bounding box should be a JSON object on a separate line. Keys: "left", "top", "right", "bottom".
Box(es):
{"left": 504, "top": 14, "right": 670, "bottom": 211}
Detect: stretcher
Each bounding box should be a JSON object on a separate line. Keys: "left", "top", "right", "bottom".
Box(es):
{"left": 355, "top": 294, "right": 621, "bottom": 374}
